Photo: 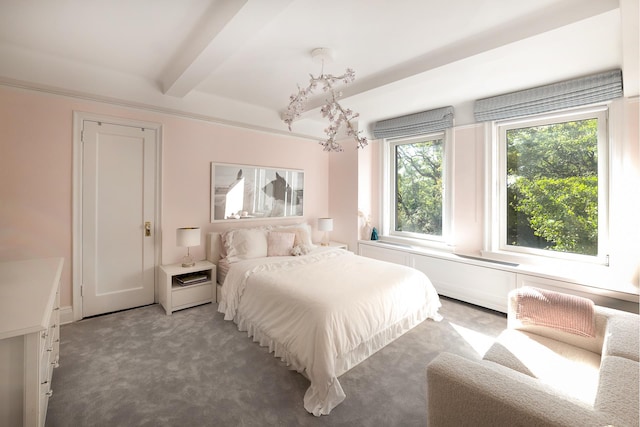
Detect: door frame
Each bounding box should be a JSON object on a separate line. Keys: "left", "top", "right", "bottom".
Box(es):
{"left": 72, "top": 111, "right": 163, "bottom": 321}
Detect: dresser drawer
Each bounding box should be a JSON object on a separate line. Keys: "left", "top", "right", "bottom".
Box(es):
{"left": 40, "top": 309, "right": 58, "bottom": 365}
{"left": 51, "top": 289, "right": 60, "bottom": 363}
{"left": 40, "top": 312, "right": 59, "bottom": 391}
{"left": 39, "top": 379, "right": 53, "bottom": 427}
{"left": 40, "top": 339, "right": 57, "bottom": 383}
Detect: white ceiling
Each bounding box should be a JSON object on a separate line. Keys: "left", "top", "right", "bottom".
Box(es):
{"left": 0, "top": 0, "right": 637, "bottom": 141}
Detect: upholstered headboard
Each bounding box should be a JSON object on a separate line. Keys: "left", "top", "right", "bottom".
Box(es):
{"left": 206, "top": 232, "right": 223, "bottom": 266}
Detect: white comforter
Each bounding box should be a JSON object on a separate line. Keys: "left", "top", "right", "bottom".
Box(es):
{"left": 218, "top": 248, "right": 441, "bottom": 415}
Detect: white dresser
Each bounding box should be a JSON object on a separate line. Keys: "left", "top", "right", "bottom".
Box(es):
{"left": 0, "top": 257, "right": 63, "bottom": 427}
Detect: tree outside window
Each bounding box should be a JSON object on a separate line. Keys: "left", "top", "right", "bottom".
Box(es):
{"left": 394, "top": 138, "right": 443, "bottom": 236}
{"left": 506, "top": 118, "right": 599, "bottom": 256}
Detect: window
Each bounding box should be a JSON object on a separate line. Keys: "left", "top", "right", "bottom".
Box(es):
{"left": 388, "top": 133, "right": 448, "bottom": 241}
{"left": 493, "top": 107, "right": 608, "bottom": 263}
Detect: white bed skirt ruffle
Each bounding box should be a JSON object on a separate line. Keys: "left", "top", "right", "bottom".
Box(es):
{"left": 233, "top": 301, "right": 440, "bottom": 416}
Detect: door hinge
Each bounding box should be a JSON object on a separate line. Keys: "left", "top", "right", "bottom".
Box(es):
{"left": 80, "top": 284, "right": 83, "bottom": 297}
{"left": 80, "top": 130, "right": 84, "bottom": 142}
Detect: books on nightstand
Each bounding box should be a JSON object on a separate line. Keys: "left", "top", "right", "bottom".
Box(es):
{"left": 175, "top": 273, "right": 208, "bottom": 286}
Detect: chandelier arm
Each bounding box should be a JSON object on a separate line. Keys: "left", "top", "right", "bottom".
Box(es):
{"left": 335, "top": 101, "right": 368, "bottom": 149}
{"left": 284, "top": 61, "right": 365, "bottom": 151}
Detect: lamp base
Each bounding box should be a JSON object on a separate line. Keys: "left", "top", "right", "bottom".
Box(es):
{"left": 181, "top": 255, "right": 195, "bottom": 268}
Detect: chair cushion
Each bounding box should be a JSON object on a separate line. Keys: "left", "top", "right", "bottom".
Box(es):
{"left": 595, "top": 356, "right": 639, "bottom": 427}
{"left": 483, "top": 329, "right": 601, "bottom": 404}
{"left": 602, "top": 312, "right": 640, "bottom": 361}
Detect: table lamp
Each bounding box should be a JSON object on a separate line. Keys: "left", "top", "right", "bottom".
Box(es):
{"left": 176, "top": 227, "right": 200, "bottom": 267}
{"left": 318, "top": 218, "right": 333, "bottom": 246}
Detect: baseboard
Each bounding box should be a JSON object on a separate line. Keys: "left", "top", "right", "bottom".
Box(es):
{"left": 60, "top": 306, "right": 74, "bottom": 324}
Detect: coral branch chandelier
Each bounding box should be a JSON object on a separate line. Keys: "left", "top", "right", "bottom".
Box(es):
{"left": 283, "top": 48, "right": 368, "bottom": 152}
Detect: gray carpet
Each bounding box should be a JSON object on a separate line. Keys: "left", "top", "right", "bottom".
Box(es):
{"left": 45, "top": 297, "right": 506, "bottom": 427}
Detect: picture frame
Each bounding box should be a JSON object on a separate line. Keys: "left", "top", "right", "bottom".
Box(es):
{"left": 210, "top": 162, "right": 304, "bottom": 222}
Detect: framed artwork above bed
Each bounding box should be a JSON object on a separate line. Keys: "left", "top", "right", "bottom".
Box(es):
{"left": 210, "top": 162, "right": 304, "bottom": 222}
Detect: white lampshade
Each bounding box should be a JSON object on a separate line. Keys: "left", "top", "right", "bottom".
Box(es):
{"left": 176, "top": 227, "right": 201, "bottom": 247}
{"left": 317, "top": 218, "right": 333, "bottom": 232}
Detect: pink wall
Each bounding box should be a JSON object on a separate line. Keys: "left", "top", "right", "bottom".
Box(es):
{"left": 160, "top": 115, "right": 329, "bottom": 263}
{"left": 328, "top": 143, "right": 359, "bottom": 251}
{"left": 0, "top": 86, "right": 329, "bottom": 308}
{"left": 357, "top": 139, "right": 378, "bottom": 239}
{"left": 0, "top": 88, "right": 73, "bottom": 299}
{"left": 450, "top": 124, "right": 485, "bottom": 255}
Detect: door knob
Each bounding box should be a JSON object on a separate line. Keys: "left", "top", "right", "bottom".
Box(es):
{"left": 145, "top": 221, "right": 151, "bottom": 237}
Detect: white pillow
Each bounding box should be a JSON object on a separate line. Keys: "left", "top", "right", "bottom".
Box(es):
{"left": 273, "top": 223, "right": 316, "bottom": 248}
{"left": 267, "top": 231, "right": 296, "bottom": 257}
{"left": 224, "top": 227, "right": 268, "bottom": 263}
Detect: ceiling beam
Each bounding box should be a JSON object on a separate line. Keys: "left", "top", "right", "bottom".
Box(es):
{"left": 161, "top": 0, "right": 247, "bottom": 97}
{"left": 161, "top": 0, "right": 294, "bottom": 97}
{"left": 292, "top": 0, "right": 621, "bottom": 120}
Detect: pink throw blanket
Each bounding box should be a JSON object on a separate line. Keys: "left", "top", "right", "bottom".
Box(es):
{"left": 515, "top": 287, "right": 595, "bottom": 337}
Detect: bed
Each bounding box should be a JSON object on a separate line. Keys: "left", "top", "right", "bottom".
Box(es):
{"left": 206, "top": 226, "right": 442, "bottom": 416}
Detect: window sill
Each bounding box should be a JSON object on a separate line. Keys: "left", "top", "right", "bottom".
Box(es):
{"left": 373, "top": 235, "right": 453, "bottom": 253}
{"left": 358, "top": 240, "right": 639, "bottom": 301}
{"left": 479, "top": 250, "right": 638, "bottom": 296}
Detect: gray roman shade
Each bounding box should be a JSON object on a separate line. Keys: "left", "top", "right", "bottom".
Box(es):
{"left": 474, "top": 69, "right": 623, "bottom": 122}
{"left": 372, "top": 106, "right": 454, "bottom": 139}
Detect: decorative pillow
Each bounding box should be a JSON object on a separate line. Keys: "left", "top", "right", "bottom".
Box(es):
{"left": 267, "top": 231, "right": 296, "bottom": 257}
{"left": 223, "top": 227, "right": 268, "bottom": 263}
{"left": 273, "top": 223, "right": 316, "bottom": 248}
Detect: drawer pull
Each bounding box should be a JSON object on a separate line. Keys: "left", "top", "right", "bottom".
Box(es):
{"left": 53, "top": 358, "right": 60, "bottom": 368}
{"left": 54, "top": 307, "right": 60, "bottom": 311}
{"left": 47, "top": 347, "right": 53, "bottom": 352}
{"left": 41, "top": 380, "right": 48, "bottom": 385}
{"left": 41, "top": 331, "right": 48, "bottom": 339}
{"left": 45, "top": 390, "right": 53, "bottom": 398}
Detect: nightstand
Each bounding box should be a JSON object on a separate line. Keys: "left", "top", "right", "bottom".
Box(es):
{"left": 330, "top": 241, "right": 348, "bottom": 250}
{"left": 159, "top": 260, "right": 215, "bottom": 315}
{"left": 323, "top": 241, "right": 348, "bottom": 250}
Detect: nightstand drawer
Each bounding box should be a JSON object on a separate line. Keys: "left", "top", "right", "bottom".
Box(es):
{"left": 172, "top": 282, "right": 213, "bottom": 309}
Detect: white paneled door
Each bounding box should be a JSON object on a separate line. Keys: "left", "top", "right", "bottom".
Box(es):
{"left": 81, "top": 120, "right": 157, "bottom": 317}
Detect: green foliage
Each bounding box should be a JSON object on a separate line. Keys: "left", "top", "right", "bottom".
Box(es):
{"left": 395, "top": 140, "right": 443, "bottom": 235}
{"left": 506, "top": 118, "right": 599, "bottom": 255}
{"left": 509, "top": 176, "right": 598, "bottom": 254}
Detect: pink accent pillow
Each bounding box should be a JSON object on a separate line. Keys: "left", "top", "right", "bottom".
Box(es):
{"left": 272, "top": 223, "right": 316, "bottom": 248}
{"left": 267, "top": 231, "right": 296, "bottom": 257}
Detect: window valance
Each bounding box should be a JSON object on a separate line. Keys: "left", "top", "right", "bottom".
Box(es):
{"left": 372, "top": 106, "right": 454, "bottom": 139}
{"left": 474, "top": 69, "right": 623, "bottom": 122}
